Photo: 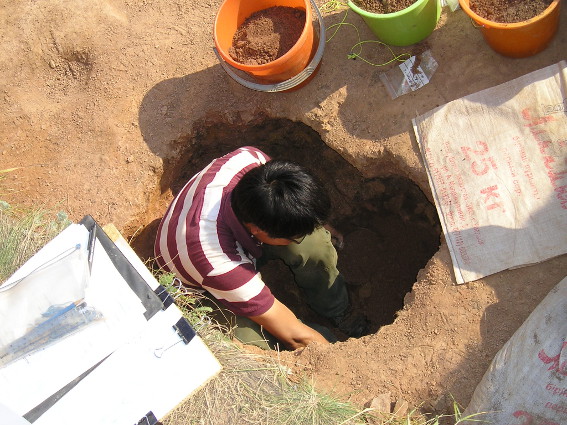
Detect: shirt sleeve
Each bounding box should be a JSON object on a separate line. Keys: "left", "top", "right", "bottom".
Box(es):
{"left": 201, "top": 260, "right": 275, "bottom": 317}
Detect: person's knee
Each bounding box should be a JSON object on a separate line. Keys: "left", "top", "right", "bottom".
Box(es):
{"left": 294, "top": 228, "right": 337, "bottom": 263}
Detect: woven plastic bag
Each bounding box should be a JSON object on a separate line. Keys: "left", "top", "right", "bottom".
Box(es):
{"left": 463, "top": 276, "right": 567, "bottom": 424}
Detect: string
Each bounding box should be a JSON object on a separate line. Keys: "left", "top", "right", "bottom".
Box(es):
{"left": 0, "top": 244, "right": 82, "bottom": 293}
{"left": 169, "top": 277, "right": 204, "bottom": 299}
{"left": 348, "top": 40, "right": 411, "bottom": 66}
{"left": 321, "top": 0, "right": 411, "bottom": 67}
{"left": 468, "top": 17, "right": 483, "bottom": 28}
{"left": 154, "top": 338, "right": 182, "bottom": 358}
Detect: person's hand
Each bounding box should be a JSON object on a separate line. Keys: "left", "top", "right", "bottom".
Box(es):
{"left": 249, "top": 299, "right": 329, "bottom": 350}
{"left": 324, "top": 224, "right": 344, "bottom": 250}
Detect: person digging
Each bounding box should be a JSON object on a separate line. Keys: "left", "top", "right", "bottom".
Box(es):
{"left": 154, "top": 146, "right": 368, "bottom": 350}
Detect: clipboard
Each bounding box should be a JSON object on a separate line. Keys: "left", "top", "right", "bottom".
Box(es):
{"left": 0, "top": 216, "right": 221, "bottom": 424}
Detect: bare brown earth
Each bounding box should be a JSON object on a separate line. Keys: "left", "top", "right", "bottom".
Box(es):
{"left": 1, "top": 0, "right": 566, "bottom": 420}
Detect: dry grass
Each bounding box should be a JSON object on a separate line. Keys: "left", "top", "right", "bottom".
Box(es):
{"left": 159, "top": 274, "right": 369, "bottom": 425}
{"left": 158, "top": 275, "right": 488, "bottom": 425}
{"left": 0, "top": 201, "right": 71, "bottom": 283}
{"left": 162, "top": 328, "right": 370, "bottom": 425}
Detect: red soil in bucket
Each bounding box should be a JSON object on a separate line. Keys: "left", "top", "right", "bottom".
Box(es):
{"left": 459, "top": 0, "right": 560, "bottom": 57}
{"left": 214, "top": 0, "right": 315, "bottom": 83}
{"left": 229, "top": 6, "right": 306, "bottom": 66}
{"left": 470, "top": 0, "right": 553, "bottom": 23}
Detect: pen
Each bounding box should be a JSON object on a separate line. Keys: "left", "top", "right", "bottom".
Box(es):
{"left": 0, "top": 299, "right": 91, "bottom": 367}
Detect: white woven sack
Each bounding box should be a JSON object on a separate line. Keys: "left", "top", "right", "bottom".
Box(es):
{"left": 413, "top": 61, "right": 567, "bottom": 284}
{"left": 463, "top": 276, "right": 567, "bottom": 424}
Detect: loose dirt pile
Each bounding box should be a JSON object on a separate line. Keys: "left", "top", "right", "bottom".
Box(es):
{"left": 353, "top": 0, "right": 552, "bottom": 20}
{"left": 229, "top": 6, "right": 306, "bottom": 65}
{"left": 470, "top": 0, "right": 553, "bottom": 23}
{"left": 351, "top": 0, "right": 416, "bottom": 14}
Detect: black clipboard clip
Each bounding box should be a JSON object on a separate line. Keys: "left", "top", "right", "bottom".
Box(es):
{"left": 86, "top": 225, "right": 96, "bottom": 275}
{"left": 173, "top": 318, "right": 196, "bottom": 344}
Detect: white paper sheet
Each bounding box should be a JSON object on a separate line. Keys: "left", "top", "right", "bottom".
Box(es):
{"left": 0, "top": 402, "right": 32, "bottom": 425}
{"left": 0, "top": 225, "right": 90, "bottom": 345}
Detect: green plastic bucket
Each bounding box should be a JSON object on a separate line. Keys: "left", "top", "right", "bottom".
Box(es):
{"left": 348, "top": 0, "right": 441, "bottom": 46}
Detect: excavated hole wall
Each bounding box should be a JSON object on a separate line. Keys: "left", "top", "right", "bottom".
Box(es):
{"left": 131, "top": 117, "right": 441, "bottom": 341}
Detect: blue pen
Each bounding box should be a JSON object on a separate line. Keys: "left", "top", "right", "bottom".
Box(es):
{"left": 0, "top": 300, "right": 101, "bottom": 367}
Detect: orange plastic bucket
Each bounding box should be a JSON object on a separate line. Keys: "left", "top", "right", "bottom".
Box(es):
{"left": 458, "top": 0, "right": 561, "bottom": 58}
{"left": 214, "top": 0, "right": 315, "bottom": 83}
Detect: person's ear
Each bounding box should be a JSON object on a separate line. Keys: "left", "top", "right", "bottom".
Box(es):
{"left": 244, "top": 222, "right": 262, "bottom": 236}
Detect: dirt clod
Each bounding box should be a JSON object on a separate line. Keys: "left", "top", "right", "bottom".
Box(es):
{"left": 365, "top": 392, "right": 392, "bottom": 413}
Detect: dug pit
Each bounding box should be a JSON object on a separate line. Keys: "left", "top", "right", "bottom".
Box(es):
{"left": 131, "top": 117, "right": 441, "bottom": 341}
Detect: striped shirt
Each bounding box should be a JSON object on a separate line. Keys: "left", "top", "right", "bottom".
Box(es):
{"left": 154, "top": 147, "right": 275, "bottom": 317}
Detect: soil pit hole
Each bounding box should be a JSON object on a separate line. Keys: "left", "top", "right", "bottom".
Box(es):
{"left": 135, "top": 118, "right": 441, "bottom": 342}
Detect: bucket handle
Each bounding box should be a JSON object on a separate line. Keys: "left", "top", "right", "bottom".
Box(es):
{"left": 469, "top": 17, "right": 484, "bottom": 28}
{"left": 213, "top": 0, "right": 326, "bottom": 92}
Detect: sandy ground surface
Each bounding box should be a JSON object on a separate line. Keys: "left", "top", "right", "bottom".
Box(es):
{"left": 1, "top": 0, "right": 566, "bottom": 418}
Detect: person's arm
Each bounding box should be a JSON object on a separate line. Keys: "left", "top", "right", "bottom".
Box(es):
{"left": 248, "top": 298, "right": 328, "bottom": 350}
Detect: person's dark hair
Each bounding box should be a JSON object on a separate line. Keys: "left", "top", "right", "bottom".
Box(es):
{"left": 231, "top": 160, "right": 331, "bottom": 238}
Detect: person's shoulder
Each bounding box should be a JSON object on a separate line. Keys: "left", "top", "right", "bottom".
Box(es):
{"left": 233, "top": 146, "right": 271, "bottom": 162}
{"left": 212, "top": 147, "right": 271, "bottom": 171}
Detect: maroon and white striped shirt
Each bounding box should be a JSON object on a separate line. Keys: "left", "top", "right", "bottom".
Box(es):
{"left": 154, "top": 147, "right": 275, "bottom": 316}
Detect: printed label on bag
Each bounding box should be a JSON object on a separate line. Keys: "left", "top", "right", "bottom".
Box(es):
{"left": 399, "top": 56, "right": 430, "bottom": 92}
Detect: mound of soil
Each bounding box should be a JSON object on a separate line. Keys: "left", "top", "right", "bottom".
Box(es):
{"left": 470, "top": 0, "right": 553, "bottom": 23}
{"left": 229, "top": 6, "right": 306, "bottom": 65}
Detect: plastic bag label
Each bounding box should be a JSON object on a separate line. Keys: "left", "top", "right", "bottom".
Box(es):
{"left": 399, "top": 56, "right": 430, "bottom": 91}
{"left": 379, "top": 50, "right": 438, "bottom": 99}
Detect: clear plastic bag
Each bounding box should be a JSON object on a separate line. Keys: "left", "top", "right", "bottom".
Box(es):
{"left": 441, "top": 0, "right": 460, "bottom": 11}
{"left": 379, "top": 50, "right": 438, "bottom": 99}
{"left": 0, "top": 243, "right": 90, "bottom": 350}
{"left": 0, "top": 302, "right": 102, "bottom": 367}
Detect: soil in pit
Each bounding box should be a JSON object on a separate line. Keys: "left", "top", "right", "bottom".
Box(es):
{"left": 130, "top": 118, "right": 441, "bottom": 342}
{"left": 229, "top": 6, "right": 306, "bottom": 65}
{"left": 470, "top": 0, "right": 553, "bottom": 23}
